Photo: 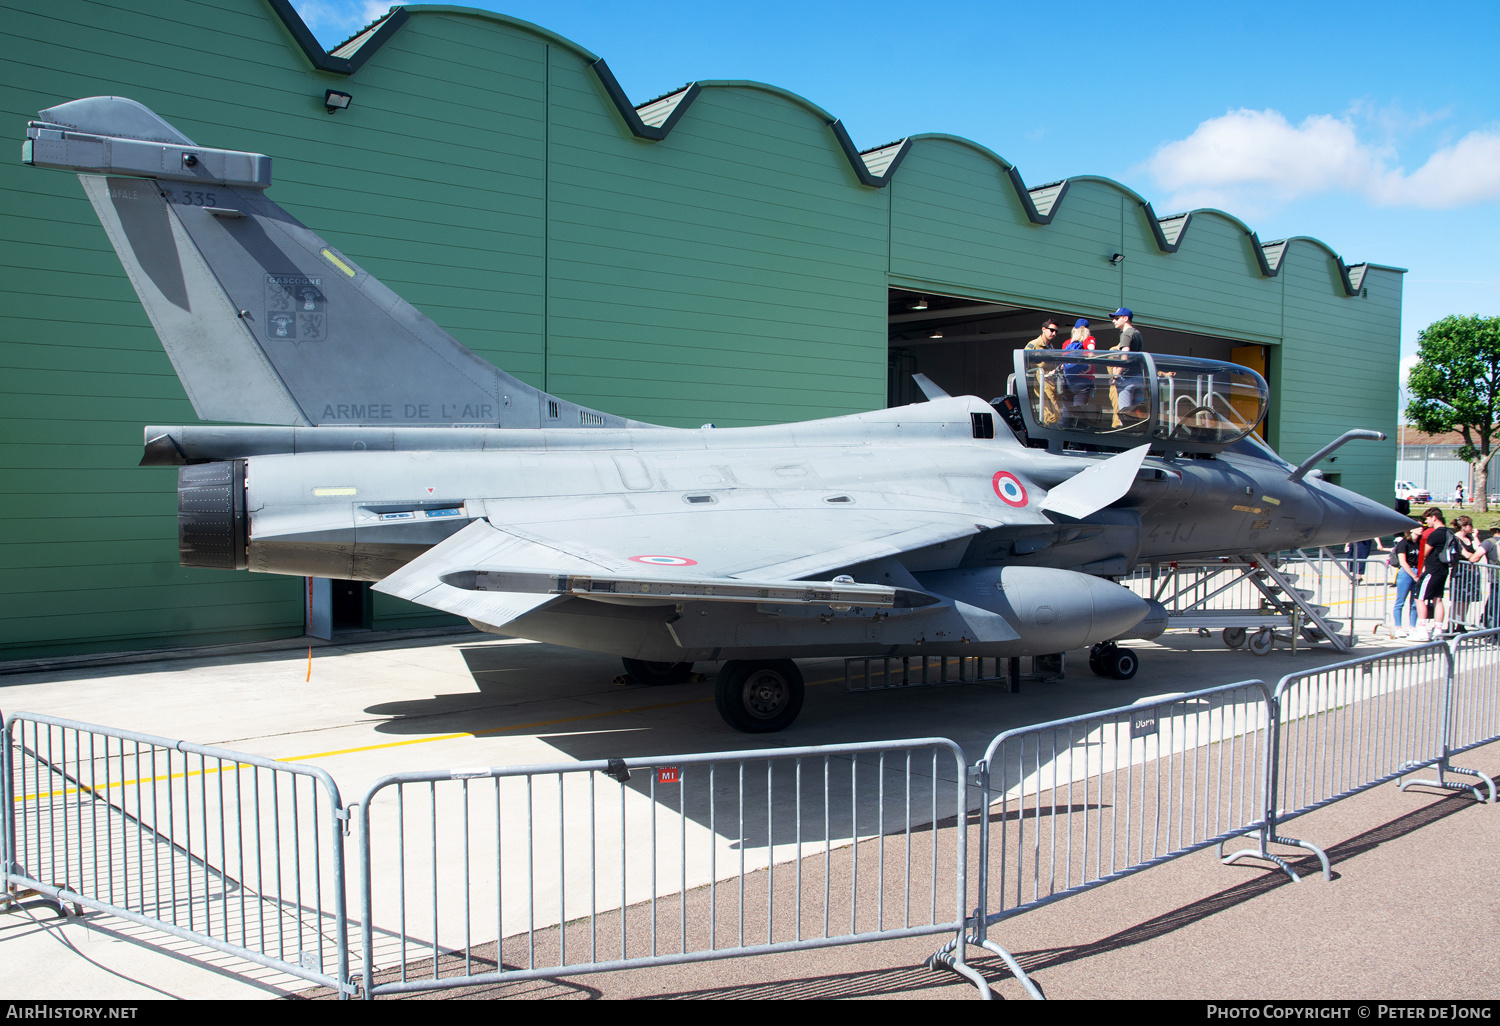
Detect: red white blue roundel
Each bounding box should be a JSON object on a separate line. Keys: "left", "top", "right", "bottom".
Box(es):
{"left": 992, "top": 471, "right": 1028, "bottom": 507}
{"left": 630, "top": 555, "right": 699, "bottom": 566}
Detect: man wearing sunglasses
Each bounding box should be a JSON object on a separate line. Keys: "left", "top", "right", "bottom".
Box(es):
{"left": 1023, "top": 318, "right": 1062, "bottom": 425}
{"left": 1024, "top": 318, "right": 1060, "bottom": 350}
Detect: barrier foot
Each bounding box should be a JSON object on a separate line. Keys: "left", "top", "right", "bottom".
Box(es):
{"left": 1399, "top": 762, "right": 1496, "bottom": 804}
{"left": 925, "top": 936, "right": 998, "bottom": 1000}
{"left": 1220, "top": 844, "right": 1303, "bottom": 882}
{"left": 2, "top": 882, "right": 83, "bottom": 919}
{"left": 975, "top": 938, "right": 1045, "bottom": 1000}
{"left": 1272, "top": 834, "right": 1331, "bottom": 882}
{"left": 1220, "top": 829, "right": 1330, "bottom": 882}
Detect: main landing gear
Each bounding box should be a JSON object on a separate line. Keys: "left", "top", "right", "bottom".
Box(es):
{"left": 715, "top": 659, "right": 805, "bottom": 733}
{"left": 619, "top": 658, "right": 695, "bottom": 686}
{"left": 619, "top": 657, "right": 805, "bottom": 733}
{"left": 1088, "top": 641, "right": 1138, "bottom": 680}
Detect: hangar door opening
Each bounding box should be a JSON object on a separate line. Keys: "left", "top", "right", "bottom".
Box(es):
{"left": 886, "top": 288, "right": 1271, "bottom": 443}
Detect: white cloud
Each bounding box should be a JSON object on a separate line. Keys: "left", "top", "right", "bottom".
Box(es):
{"left": 1146, "top": 108, "right": 1500, "bottom": 212}
{"left": 1378, "top": 130, "right": 1500, "bottom": 208}
{"left": 1400, "top": 353, "right": 1422, "bottom": 388}
{"left": 1345, "top": 98, "right": 1451, "bottom": 140}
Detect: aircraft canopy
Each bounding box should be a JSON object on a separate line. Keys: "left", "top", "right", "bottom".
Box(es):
{"left": 1012, "top": 350, "right": 1269, "bottom": 454}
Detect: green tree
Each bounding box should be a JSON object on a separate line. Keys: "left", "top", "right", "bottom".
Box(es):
{"left": 1406, "top": 315, "right": 1500, "bottom": 512}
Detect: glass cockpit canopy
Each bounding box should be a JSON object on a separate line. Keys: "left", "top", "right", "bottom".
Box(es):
{"left": 1010, "top": 349, "right": 1269, "bottom": 453}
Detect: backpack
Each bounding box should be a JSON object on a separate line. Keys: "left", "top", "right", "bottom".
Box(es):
{"left": 1437, "top": 531, "right": 1460, "bottom": 565}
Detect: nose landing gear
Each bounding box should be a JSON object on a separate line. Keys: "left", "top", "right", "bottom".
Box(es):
{"left": 1088, "top": 641, "right": 1138, "bottom": 680}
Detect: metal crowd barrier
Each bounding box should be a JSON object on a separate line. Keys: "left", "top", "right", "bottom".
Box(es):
{"left": 1446, "top": 629, "right": 1500, "bottom": 763}
{"left": 1442, "top": 560, "right": 1500, "bottom": 635}
{"left": 1379, "top": 556, "right": 1500, "bottom": 640}
{"left": 354, "top": 739, "right": 980, "bottom": 997}
{"left": 1222, "top": 643, "right": 1463, "bottom": 879}
{"left": 7, "top": 627, "right": 1500, "bottom": 1001}
{"left": 935, "top": 680, "right": 1274, "bottom": 998}
{"left": 1273, "top": 642, "right": 1460, "bottom": 817}
{"left": 946, "top": 638, "right": 1499, "bottom": 998}
{"left": 1, "top": 712, "right": 353, "bottom": 996}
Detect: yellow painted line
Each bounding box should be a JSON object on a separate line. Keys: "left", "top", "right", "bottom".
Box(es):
{"left": 15, "top": 765, "right": 225, "bottom": 804}
{"left": 277, "top": 672, "right": 842, "bottom": 762}
{"left": 13, "top": 674, "right": 845, "bottom": 800}
{"left": 277, "top": 695, "right": 712, "bottom": 763}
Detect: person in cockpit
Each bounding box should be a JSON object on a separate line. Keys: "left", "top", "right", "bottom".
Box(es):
{"left": 1060, "top": 319, "right": 1097, "bottom": 428}
{"left": 1023, "top": 318, "right": 1062, "bottom": 426}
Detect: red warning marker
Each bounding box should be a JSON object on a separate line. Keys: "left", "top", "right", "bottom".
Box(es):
{"left": 656, "top": 767, "right": 680, "bottom": 784}
{"left": 630, "top": 555, "right": 698, "bottom": 566}
{"left": 992, "top": 471, "right": 1028, "bottom": 507}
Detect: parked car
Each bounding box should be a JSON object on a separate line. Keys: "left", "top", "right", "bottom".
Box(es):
{"left": 1396, "top": 481, "right": 1431, "bottom": 503}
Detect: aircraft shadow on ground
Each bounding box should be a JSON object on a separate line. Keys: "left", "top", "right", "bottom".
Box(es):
{"left": 358, "top": 639, "right": 1272, "bottom": 849}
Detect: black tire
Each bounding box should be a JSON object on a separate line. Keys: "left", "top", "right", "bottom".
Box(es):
{"left": 1222, "top": 627, "right": 1247, "bottom": 649}
{"left": 1107, "top": 648, "right": 1138, "bottom": 680}
{"left": 1248, "top": 628, "right": 1274, "bottom": 656}
{"left": 715, "top": 659, "right": 805, "bottom": 733}
{"left": 1088, "top": 642, "right": 1112, "bottom": 677}
{"left": 621, "top": 658, "right": 695, "bottom": 686}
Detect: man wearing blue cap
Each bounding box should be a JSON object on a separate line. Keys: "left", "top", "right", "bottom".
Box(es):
{"left": 1107, "top": 307, "right": 1147, "bottom": 424}
{"left": 1110, "top": 307, "right": 1144, "bottom": 351}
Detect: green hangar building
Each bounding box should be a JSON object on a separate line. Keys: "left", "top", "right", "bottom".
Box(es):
{"left": 0, "top": 0, "right": 1404, "bottom": 660}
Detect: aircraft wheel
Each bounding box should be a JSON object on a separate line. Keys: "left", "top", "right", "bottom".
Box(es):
{"left": 1106, "top": 648, "right": 1138, "bottom": 680}
{"left": 1222, "top": 627, "right": 1247, "bottom": 649}
{"left": 715, "top": 659, "right": 805, "bottom": 733}
{"left": 1248, "top": 628, "right": 1274, "bottom": 656}
{"left": 621, "top": 658, "right": 695, "bottom": 686}
{"left": 1088, "top": 642, "right": 1113, "bottom": 677}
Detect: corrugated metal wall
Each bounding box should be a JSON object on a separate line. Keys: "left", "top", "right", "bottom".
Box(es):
{"left": 1397, "top": 460, "right": 1494, "bottom": 501}
{"left": 0, "top": 0, "right": 1402, "bottom": 659}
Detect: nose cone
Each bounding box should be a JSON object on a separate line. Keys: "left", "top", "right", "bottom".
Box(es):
{"left": 1311, "top": 480, "right": 1417, "bottom": 547}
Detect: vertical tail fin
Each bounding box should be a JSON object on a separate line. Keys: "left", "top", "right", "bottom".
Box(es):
{"left": 24, "top": 97, "right": 636, "bottom": 429}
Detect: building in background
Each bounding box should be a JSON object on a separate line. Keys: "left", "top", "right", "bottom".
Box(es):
{"left": 1397, "top": 427, "right": 1496, "bottom": 502}
{"left": 0, "top": 0, "right": 1404, "bottom": 659}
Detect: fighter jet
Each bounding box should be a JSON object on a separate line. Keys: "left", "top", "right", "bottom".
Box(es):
{"left": 22, "top": 98, "right": 1412, "bottom": 732}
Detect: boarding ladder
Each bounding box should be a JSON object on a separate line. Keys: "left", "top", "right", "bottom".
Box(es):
{"left": 1236, "top": 553, "right": 1351, "bottom": 652}
{"left": 1133, "top": 552, "right": 1354, "bottom": 654}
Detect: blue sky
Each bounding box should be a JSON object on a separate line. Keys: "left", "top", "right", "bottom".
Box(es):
{"left": 294, "top": 1, "right": 1499, "bottom": 396}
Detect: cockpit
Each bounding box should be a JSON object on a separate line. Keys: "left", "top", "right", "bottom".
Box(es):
{"left": 1005, "top": 350, "right": 1269, "bottom": 454}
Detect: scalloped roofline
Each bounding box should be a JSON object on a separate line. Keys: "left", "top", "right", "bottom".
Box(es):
{"left": 265, "top": 1, "right": 1398, "bottom": 295}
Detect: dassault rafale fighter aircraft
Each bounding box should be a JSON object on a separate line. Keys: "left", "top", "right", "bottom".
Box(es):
{"left": 23, "top": 97, "right": 1412, "bottom": 732}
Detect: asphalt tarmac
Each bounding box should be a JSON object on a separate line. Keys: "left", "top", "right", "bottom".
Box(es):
{"left": 2, "top": 621, "right": 1496, "bottom": 1001}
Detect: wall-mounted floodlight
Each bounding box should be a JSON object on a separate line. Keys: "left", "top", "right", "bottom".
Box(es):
{"left": 1108, "top": 253, "right": 1124, "bottom": 265}
{"left": 324, "top": 90, "right": 353, "bottom": 114}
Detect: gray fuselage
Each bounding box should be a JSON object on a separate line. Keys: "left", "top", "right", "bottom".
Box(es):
{"left": 174, "top": 396, "right": 1407, "bottom": 663}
